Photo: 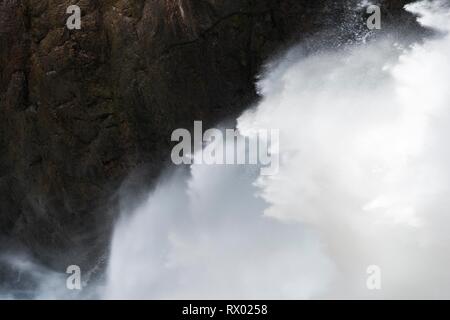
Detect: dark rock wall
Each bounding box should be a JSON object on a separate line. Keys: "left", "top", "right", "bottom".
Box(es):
{"left": 0, "top": 0, "right": 417, "bottom": 271}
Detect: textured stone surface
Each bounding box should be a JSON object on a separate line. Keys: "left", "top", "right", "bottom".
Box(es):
{"left": 0, "top": 0, "right": 420, "bottom": 277}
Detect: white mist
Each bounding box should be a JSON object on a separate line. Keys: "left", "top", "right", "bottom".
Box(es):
{"left": 104, "top": 0, "right": 450, "bottom": 299}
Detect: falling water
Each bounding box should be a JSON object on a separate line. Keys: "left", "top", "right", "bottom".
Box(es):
{"left": 104, "top": 0, "right": 450, "bottom": 299}
{"left": 1, "top": 0, "right": 449, "bottom": 300}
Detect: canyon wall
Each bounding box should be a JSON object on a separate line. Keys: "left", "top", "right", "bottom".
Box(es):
{"left": 0, "top": 0, "right": 419, "bottom": 277}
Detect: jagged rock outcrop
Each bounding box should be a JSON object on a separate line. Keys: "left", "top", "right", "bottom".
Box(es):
{"left": 0, "top": 0, "right": 421, "bottom": 278}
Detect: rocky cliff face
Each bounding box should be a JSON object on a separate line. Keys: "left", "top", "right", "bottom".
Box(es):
{"left": 0, "top": 0, "right": 420, "bottom": 277}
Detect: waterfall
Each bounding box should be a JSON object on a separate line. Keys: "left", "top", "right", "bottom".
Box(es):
{"left": 104, "top": 0, "right": 450, "bottom": 299}
{"left": 1, "top": 0, "right": 449, "bottom": 300}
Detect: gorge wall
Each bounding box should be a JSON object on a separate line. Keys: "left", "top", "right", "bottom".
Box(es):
{"left": 0, "top": 0, "right": 420, "bottom": 282}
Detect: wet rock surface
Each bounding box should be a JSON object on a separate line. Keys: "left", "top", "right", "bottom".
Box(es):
{"left": 0, "top": 0, "right": 420, "bottom": 283}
